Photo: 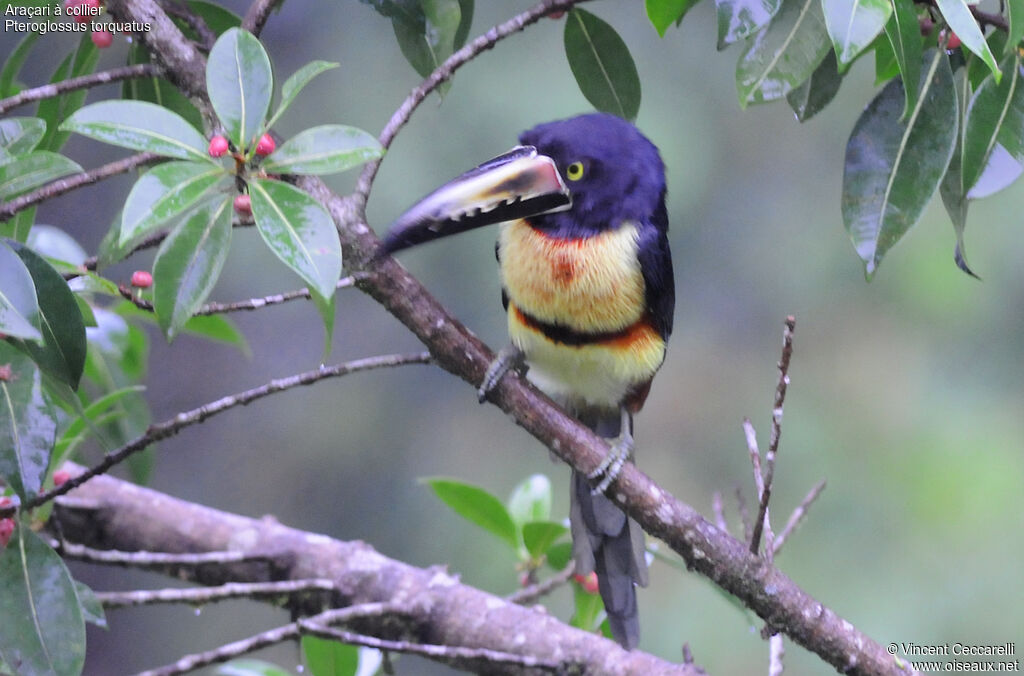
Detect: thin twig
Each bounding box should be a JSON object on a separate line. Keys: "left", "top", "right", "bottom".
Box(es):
{"left": 750, "top": 316, "right": 796, "bottom": 555}
{"left": 735, "top": 484, "right": 752, "bottom": 543}
{"left": 354, "top": 0, "right": 594, "bottom": 203}
{"left": 744, "top": 417, "right": 765, "bottom": 499}
{"left": 300, "top": 622, "right": 567, "bottom": 672}
{"left": 2, "top": 353, "right": 432, "bottom": 517}
{"left": 136, "top": 602, "right": 409, "bottom": 676}
{"left": 50, "top": 538, "right": 281, "bottom": 569}
{"left": 712, "top": 491, "right": 728, "bottom": 531}
{"left": 769, "top": 634, "right": 786, "bottom": 676}
{"left": 0, "top": 64, "right": 161, "bottom": 115}
{"left": 0, "top": 152, "right": 162, "bottom": 221}
{"left": 96, "top": 579, "right": 336, "bottom": 608}
{"left": 242, "top": 0, "right": 283, "bottom": 36}
{"left": 117, "top": 275, "right": 362, "bottom": 315}
{"left": 163, "top": 1, "right": 217, "bottom": 49}
{"left": 505, "top": 562, "right": 575, "bottom": 605}
{"left": 772, "top": 479, "right": 826, "bottom": 556}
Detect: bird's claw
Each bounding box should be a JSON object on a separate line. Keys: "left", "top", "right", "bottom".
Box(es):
{"left": 588, "top": 408, "right": 634, "bottom": 495}
{"left": 477, "top": 344, "right": 526, "bottom": 403}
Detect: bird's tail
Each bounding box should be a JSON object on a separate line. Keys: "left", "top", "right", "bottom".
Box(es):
{"left": 568, "top": 409, "right": 648, "bottom": 649}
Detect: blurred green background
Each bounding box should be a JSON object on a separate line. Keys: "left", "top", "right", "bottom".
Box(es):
{"left": 6, "top": 1, "right": 1024, "bottom": 673}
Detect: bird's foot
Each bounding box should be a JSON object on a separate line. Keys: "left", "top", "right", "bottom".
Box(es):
{"left": 477, "top": 344, "right": 526, "bottom": 403}
{"left": 588, "top": 408, "right": 634, "bottom": 495}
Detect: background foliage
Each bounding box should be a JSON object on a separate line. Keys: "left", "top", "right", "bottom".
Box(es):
{"left": 1, "top": 0, "right": 1023, "bottom": 674}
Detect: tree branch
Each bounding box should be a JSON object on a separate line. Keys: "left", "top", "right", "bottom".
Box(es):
{"left": 0, "top": 64, "right": 161, "bottom": 115}
{"left": 0, "top": 152, "right": 162, "bottom": 222}
{"left": 95, "top": 579, "right": 337, "bottom": 608}
{"left": 54, "top": 470, "right": 700, "bottom": 676}
{"left": 242, "top": 0, "right": 284, "bottom": 36}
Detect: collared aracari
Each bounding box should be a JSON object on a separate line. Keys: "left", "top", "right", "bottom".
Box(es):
{"left": 379, "top": 113, "right": 674, "bottom": 649}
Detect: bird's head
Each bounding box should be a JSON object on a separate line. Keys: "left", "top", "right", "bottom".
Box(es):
{"left": 378, "top": 113, "right": 666, "bottom": 255}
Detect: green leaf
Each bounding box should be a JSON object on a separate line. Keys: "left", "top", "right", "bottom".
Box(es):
{"left": 216, "top": 659, "right": 295, "bottom": 676}
{"left": 422, "top": 477, "right": 518, "bottom": 549}
{"left": 185, "top": 0, "right": 243, "bottom": 36}
{"left": 61, "top": 101, "right": 210, "bottom": 162}
{"left": 26, "top": 225, "right": 88, "bottom": 266}
{"left": 821, "top": 0, "right": 891, "bottom": 67}
{"left": 74, "top": 580, "right": 108, "bottom": 629}
{"left": 570, "top": 581, "right": 604, "bottom": 632}
{"left": 842, "top": 49, "right": 957, "bottom": 277}
{"left": 249, "top": 178, "right": 341, "bottom": 303}
{"left": 1007, "top": 0, "right": 1024, "bottom": 57}
{"left": 0, "top": 32, "right": 38, "bottom": 98}
{"left": 716, "top": 0, "right": 782, "bottom": 49}
{"left": 935, "top": 0, "right": 1000, "bottom": 81}
{"left": 968, "top": 144, "right": 1023, "bottom": 199}
{"left": 0, "top": 151, "right": 82, "bottom": 201}
{"left": 960, "top": 52, "right": 1021, "bottom": 195}
{"left": 1, "top": 207, "right": 36, "bottom": 244}
{"left": 311, "top": 286, "right": 335, "bottom": 362}
{"left": 522, "top": 521, "right": 568, "bottom": 559}
{"left": 153, "top": 197, "right": 233, "bottom": 341}
{"left": 787, "top": 50, "right": 843, "bottom": 121}
{"left": 302, "top": 635, "right": 359, "bottom": 676}
{"left": 265, "top": 61, "right": 340, "bottom": 131}
{"left": 0, "top": 523, "right": 85, "bottom": 675}
{"left": 996, "top": 55, "right": 1024, "bottom": 164}
{"left": 262, "top": 125, "right": 383, "bottom": 175}
{"left": 735, "top": 0, "right": 832, "bottom": 107}
{"left": 0, "top": 343, "right": 56, "bottom": 501}
{"left": 123, "top": 43, "right": 204, "bottom": 133}
{"left": 6, "top": 242, "right": 87, "bottom": 389}
{"left": 874, "top": 33, "right": 899, "bottom": 84}
{"left": 507, "top": 474, "right": 552, "bottom": 527}
{"left": 206, "top": 28, "right": 274, "bottom": 152}
{"left": 885, "top": 0, "right": 923, "bottom": 118}
{"left": 180, "top": 315, "right": 250, "bottom": 355}
{"left": 37, "top": 34, "right": 99, "bottom": 152}
{"left": 564, "top": 8, "right": 642, "bottom": 121}
{"left": 0, "top": 118, "right": 46, "bottom": 156}
{"left": 546, "top": 542, "right": 573, "bottom": 570}
{"left": 453, "top": 0, "right": 474, "bottom": 48}
{"left": 51, "top": 385, "right": 145, "bottom": 471}
{"left": 0, "top": 241, "right": 42, "bottom": 341}
{"left": 121, "top": 161, "right": 230, "bottom": 246}
{"left": 391, "top": 0, "right": 461, "bottom": 81}
{"left": 646, "top": 0, "right": 698, "bottom": 37}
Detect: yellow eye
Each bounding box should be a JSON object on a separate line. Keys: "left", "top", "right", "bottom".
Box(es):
{"left": 566, "top": 161, "right": 584, "bottom": 181}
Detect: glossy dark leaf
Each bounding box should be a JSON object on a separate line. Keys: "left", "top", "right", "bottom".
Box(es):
{"left": 26, "top": 225, "right": 87, "bottom": 267}
{"left": 960, "top": 52, "right": 1021, "bottom": 195}
{"left": 735, "top": 0, "right": 832, "bottom": 107}
{"left": 884, "top": 0, "right": 923, "bottom": 117}
{"left": 787, "top": 50, "right": 843, "bottom": 121}
{"left": 523, "top": 521, "right": 568, "bottom": 559}
{"left": 940, "top": 64, "right": 978, "bottom": 277}
{"left": 0, "top": 118, "right": 46, "bottom": 157}
{"left": 0, "top": 241, "right": 41, "bottom": 341}
{"left": 935, "top": 0, "right": 999, "bottom": 80}
{"left": 123, "top": 43, "right": 203, "bottom": 132}
{"left": 0, "top": 32, "right": 38, "bottom": 98}
{"left": 822, "top": 0, "right": 891, "bottom": 67}
{"left": 265, "top": 61, "right": 340, "bottom": 130}
{"left": 207, "top": 28, "right": 273, "bottom": 152}
{"left": 0, "top": 151, "right": 82, "bottom": 201}
{"left": 1008, "top": 0, "right": 1024, "bottom": 57}
{"left": 0, "top": 207, "right": 36, "bottom": 244}
{"left": 391, "top": 0, "right": 461, "bottom": 82}
{"left": 185, "top": 0, "right": 243, "bottom": 36}
{"left": 121, "top": 161, "right": 230, "bottom": 246}
{"left": 564, "top": 8, "right": 642, "bottom": 120}
{"left": 0, "top": 342, "right": 56, "bottom": 501}
{"left": 249, "top": 178, "right": 341, "bottom": 303}
{"left": 37, "top": 35, "right": 99, "bottom": 152}
{"left": 261, "top": 125, "right": 383, "bottom": 175}
{"left": 74, "top": 581, "right": 108, "bottom": 629}
{"left": 153, "top": 197, "right": 233, "bottom": 341}
{"left": 842, "top": 49, "right": 957, "bottom": 277}
{"left": 507, "top": 474, "right": 552, "bottom": 527}
{"left": 995, "top": 57, "right": 1024, "bottom": 164}
{"left": 874, "top": 34, "right": 899, "bottom": 84}
{"left": 647, "top": 0, "right": 698, "bottom": 36}
{"left": 0, "top": 522, "right": 85, "bottom": 675}
{"left": 61, "top": 101, "right": 210, "bottom": 162}
{"left": 301, "top": 635, "right": 358, "bottom": 676}
{"left": 7, "top": 242, "right": 87, "bottom": 388}
{"left": 422, "top": 477, "right": 518, "bottom": 549}
{"left": 716, "top": 0, "right": 782, "bottom": 49}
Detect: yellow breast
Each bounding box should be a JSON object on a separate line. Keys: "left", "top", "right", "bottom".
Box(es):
{"left": 498, "top": 220, "right": 646, "bottom": 333}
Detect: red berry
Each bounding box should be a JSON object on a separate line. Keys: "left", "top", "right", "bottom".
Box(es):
{"left": 947, "top": 32, "right": 961, "bottom": 49}
{"left": 0, "top": 519, "right": 13, "bottom": 548}
{"left": 131, "top": 270, "right": 153, "bottom": 288}
{"left": 573, "top": 571, "right": 599, "bottom": 595}
{"left": 53, "top": 470, "right": 71, "bottom": 487}
{"left": 233, "top": 194, "right": 252, "bottom": 215}
{"left": 91, "top": 29, "right": 113, "bottom": 48}
{"left": 208, "top": 135, "right": 229, "bottom": 158}
{"left": 254, "top": 133, "right": 275, "bottom": 156}
{"left": 0, "top": 497, "right": 11, "bottom": 507}
{"left": 0, "top": 364, "right": 11, "bottom": 381}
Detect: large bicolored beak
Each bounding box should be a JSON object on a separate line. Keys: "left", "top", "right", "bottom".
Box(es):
{"left": 377, "top": 145, "right": 571, "bottom": 256}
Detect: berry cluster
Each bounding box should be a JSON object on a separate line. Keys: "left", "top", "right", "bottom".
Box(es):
{"left": 207, "top": 133, "right": 276, "bottom": 215}
{"left": 64, "top": 0, "right": 113, "bottom": 48}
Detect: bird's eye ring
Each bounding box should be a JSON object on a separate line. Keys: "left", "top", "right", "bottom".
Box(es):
{"left": 566, "top": 161, "right": 584, "bottom": 181}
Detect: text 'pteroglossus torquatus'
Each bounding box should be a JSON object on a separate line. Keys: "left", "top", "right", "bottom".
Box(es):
{"left": 379, "top": 112, "right": 675, "bottom": 649}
